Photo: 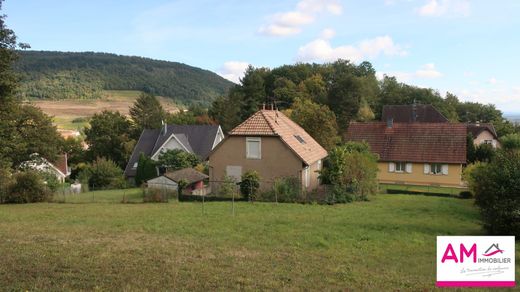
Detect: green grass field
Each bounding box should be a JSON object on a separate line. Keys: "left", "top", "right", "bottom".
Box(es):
{"left": 0, "top": 193, "right": 518, "bottom": 290}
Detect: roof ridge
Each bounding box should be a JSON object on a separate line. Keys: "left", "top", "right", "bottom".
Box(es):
{"left": 261, "top": 110, "right": 279, "bottom": 135}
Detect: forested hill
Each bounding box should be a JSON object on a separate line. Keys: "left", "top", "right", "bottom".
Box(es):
{"left": 14, "top": 50, "right": 234, "bottom": 105}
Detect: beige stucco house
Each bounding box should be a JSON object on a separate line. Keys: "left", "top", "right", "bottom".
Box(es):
{"left": 467, "top": 123, "right": 500, "bottom": 148}
{"left": 346, "top": 121, "right": 467, "bottom": 188}
{"left": 208, "top": 109, "right": 328, "bottom": 192}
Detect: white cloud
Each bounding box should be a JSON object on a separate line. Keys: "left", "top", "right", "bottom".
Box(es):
{"left": 320, "top": 28, "right": 336, "bottom": 40}
{"left": 456, "top": 86, "right": 520, "bottom": 112}
{"left": 417, "top": 0, "right": 470, "bottom": 17}
{"left": 217, "top": 61, "right": 250, "bottom": 83}
{"left": 489, "top": 77, "right": 498, "bottom": 85}
{"left": 296, "top": 35, "right": 407, "bottom": 63}
{"left": 415, "top": 63, "right": 443, "bottom": 78}
{"left": 258, "top": 0, "right": 343, "bottom": 37}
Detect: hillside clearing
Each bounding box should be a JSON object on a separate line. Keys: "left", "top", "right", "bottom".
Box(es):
{"left": 1, "top": 194, "right": 517, "bottom": 290}
{"left": 27, "top": 90, "right": 179, "bottom": 130}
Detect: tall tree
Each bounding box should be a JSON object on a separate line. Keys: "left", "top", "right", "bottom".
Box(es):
{"left": 85, "top": 111, "right": 135, "bottom": 169}
{"left": 327, "top": 75, "right": 363, "bottom": 130}
{"left": 129, "top": 92, "right": 165, "bottom": 136}
{"left": 289, "top": 98, "right": 339, "bottom": 150}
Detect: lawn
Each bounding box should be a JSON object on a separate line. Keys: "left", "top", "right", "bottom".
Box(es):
{"left": 0, "top": 193, "right": 518, "bottom": 290}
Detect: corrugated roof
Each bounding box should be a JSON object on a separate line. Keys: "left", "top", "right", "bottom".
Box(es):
{"left": 346, "top": 122, "right": 467, "bottom": 164}
{"left": 229, "top": 110, "right": 328, "bottom": 165}
{"left": 382, "top": 104, "right": 449, "bottom": 123}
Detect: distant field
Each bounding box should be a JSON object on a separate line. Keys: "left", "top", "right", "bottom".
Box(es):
{"left": 1, "top": 193, "right": 517, "bottom": 290}
{"left": 27, "top": 90, "right": 179, "bottom": 130}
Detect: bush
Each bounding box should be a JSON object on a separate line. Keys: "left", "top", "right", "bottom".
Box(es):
{"left": 501, "top": 133, "right": 520, "bottom": 151}
{"left": 273, "top": 176, "right": 301, "bottom": 203}
{"left": 320, "top": 142, "right": 378, "bottom": 202}
{"left": 325, "top": 184, "right": 354, "bottom": 205}
{"left": 240, "top": 170, "right": 260, "bottom": 200}
{"left": 39, "top": 170, "right": 61, "bottom": 192}
{"left": 470, "top": 150, "right": 520, "bottom": 235}
{"left": 0, "top": 168, "right": 13, "bottom": 203}
{"left": 217, "top": 175, "right": 237, "bottom": 197}
{"left": 458, "top": 191, "right": 473, "bottom": 199}
{"left": 79, "top": 157, "right": 125, "bottom": 190}
{"left": 135, "top": 153, "right": 157, "bottom": 186}
{"left": 4, "top": 171, "right": 52, "bottom": 204}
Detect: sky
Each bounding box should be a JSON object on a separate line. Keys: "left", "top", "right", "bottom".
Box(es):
{"left": 5, "top": 0, "right": 520, "bottom": 113}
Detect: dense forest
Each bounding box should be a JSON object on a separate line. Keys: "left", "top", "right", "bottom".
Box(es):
{"left": 209, "top": 60, "right": 519, "bottom": 137}
{"left": 14, "top": 51, "right": 234, "bottom": 105}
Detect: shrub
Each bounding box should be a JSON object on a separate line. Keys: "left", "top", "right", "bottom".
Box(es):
{"left": 501, "top": 133, "right": 520, "bottom": 151}
{"left": 320, "top": 142, "right": 378, "bottom": 202}
{"left": 135, "top": 153, "right": 157, "bottom": 186}
{"left": 0, "top": 168, "right": 13, "bottom": 203}
{"left": 217, "top": 175, "right": 236, "bottom": 197}
{"left": 474, "top": 143, "right": 495, "bottom": 163}
{"left": 458, "top": 191, "right": 473, "bottom": 199}
{"left": 39, "top": 170, "right": 61, "bottom": 192}
{"left": 470, "top": 150, "right": 520, "bottom": 235}
{"left": 240, "top": 170, "right": 260, "bottom": 200}
{"left": 325, "top": 184, "right": 354, "bottom": 205}
{"left": 273, "top": 176, "right": 301, "bottom": 203}
{"left": 157, "top": 149, "right": 200, "bottom": 171}
{"left": 79, "top": 157, "right": 125, "bottom": 190}
{"left": 4, "top": 171, "right": 51, "bottom": 204}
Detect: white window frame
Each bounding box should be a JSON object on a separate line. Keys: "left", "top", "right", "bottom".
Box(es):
{"left": 246, "top": 137, "right": 261, "bottom": 159}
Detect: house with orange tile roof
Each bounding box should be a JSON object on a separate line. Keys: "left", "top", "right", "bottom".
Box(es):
{"left": 346, "top": 120, "right": 467, "bottom": 188}
{"left": 208, "top": 109, "right": 328, "bottom": 191}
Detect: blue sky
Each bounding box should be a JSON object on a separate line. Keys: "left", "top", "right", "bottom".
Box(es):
{"left": 5, "top": 0, "right": 520, "bottom": 113}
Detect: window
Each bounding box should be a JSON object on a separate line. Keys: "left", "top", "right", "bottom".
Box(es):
{"left": 484, "top": 140, "right": 493, "bottom": 145}
{"left": 389, "top": 162, "right": 412, "bottom": 173}
{"left": 430, "top": 163, "right": 443, "bottom": 175}
{"left": 395, "top": 162, "right": 406, "bottom": 172}
{"left": 226, "top": 165, "right": 242, "bottom": 182}
{"left": 246, "top": 137, "right": 261, "bottom": 159}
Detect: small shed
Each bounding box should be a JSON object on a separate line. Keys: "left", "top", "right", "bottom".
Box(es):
{"left": 147, "top": 176, "right": 178, "bottom": 191}
{"left": 147, "top": 168, "right": 208, "bottom": 194}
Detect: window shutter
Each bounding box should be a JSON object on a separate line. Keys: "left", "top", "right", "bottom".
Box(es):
{"left": 441, "top": 164, "right": 449, "bottom": 175}
{"left": 405, "top": 163, "right": 412, "bottom": 173}
{"left": 388, "top": 162, "right": 395, "bottom": 172}
{"left": 423, "top": 164, "right": 430, "bottom": 174}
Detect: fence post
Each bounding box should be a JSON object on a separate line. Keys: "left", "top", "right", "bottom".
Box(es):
{"left": 202, "top": 192, "right": 205, "bottom": 215}
{"left": 232, "top": 184, "right": 236, "bottom": 217}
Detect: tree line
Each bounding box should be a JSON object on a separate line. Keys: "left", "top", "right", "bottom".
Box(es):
{"left": 209, "top": 62, "right": 519, "bottom": 144}
{"left": 14, "top": 50, "right": 234, "bottom": 105}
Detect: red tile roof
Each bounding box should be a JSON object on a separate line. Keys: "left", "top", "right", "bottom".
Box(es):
{"left": 229, "top": 110, "right": 328, "bottom": 165}
{"left": 53, "top": 154, "right": 69, "bottom": 176}
{"left": 346, "top": 122, "right": 467, "bottom": 164}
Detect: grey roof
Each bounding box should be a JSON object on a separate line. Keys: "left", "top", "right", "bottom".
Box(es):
{"left": 124, "top": 124, "right": 220, "bottom": 178}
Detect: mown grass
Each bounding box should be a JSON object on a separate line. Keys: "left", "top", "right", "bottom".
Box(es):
{"left": 53, "top": 188, "right": 144, "bottom": 204}
{"left": 0, "top": 194, "right": 517, "bottom": 290}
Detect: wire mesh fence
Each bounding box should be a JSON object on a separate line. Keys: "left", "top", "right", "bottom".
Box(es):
{"left": 50, "top": 177, "right": 331, "bottom": 206}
